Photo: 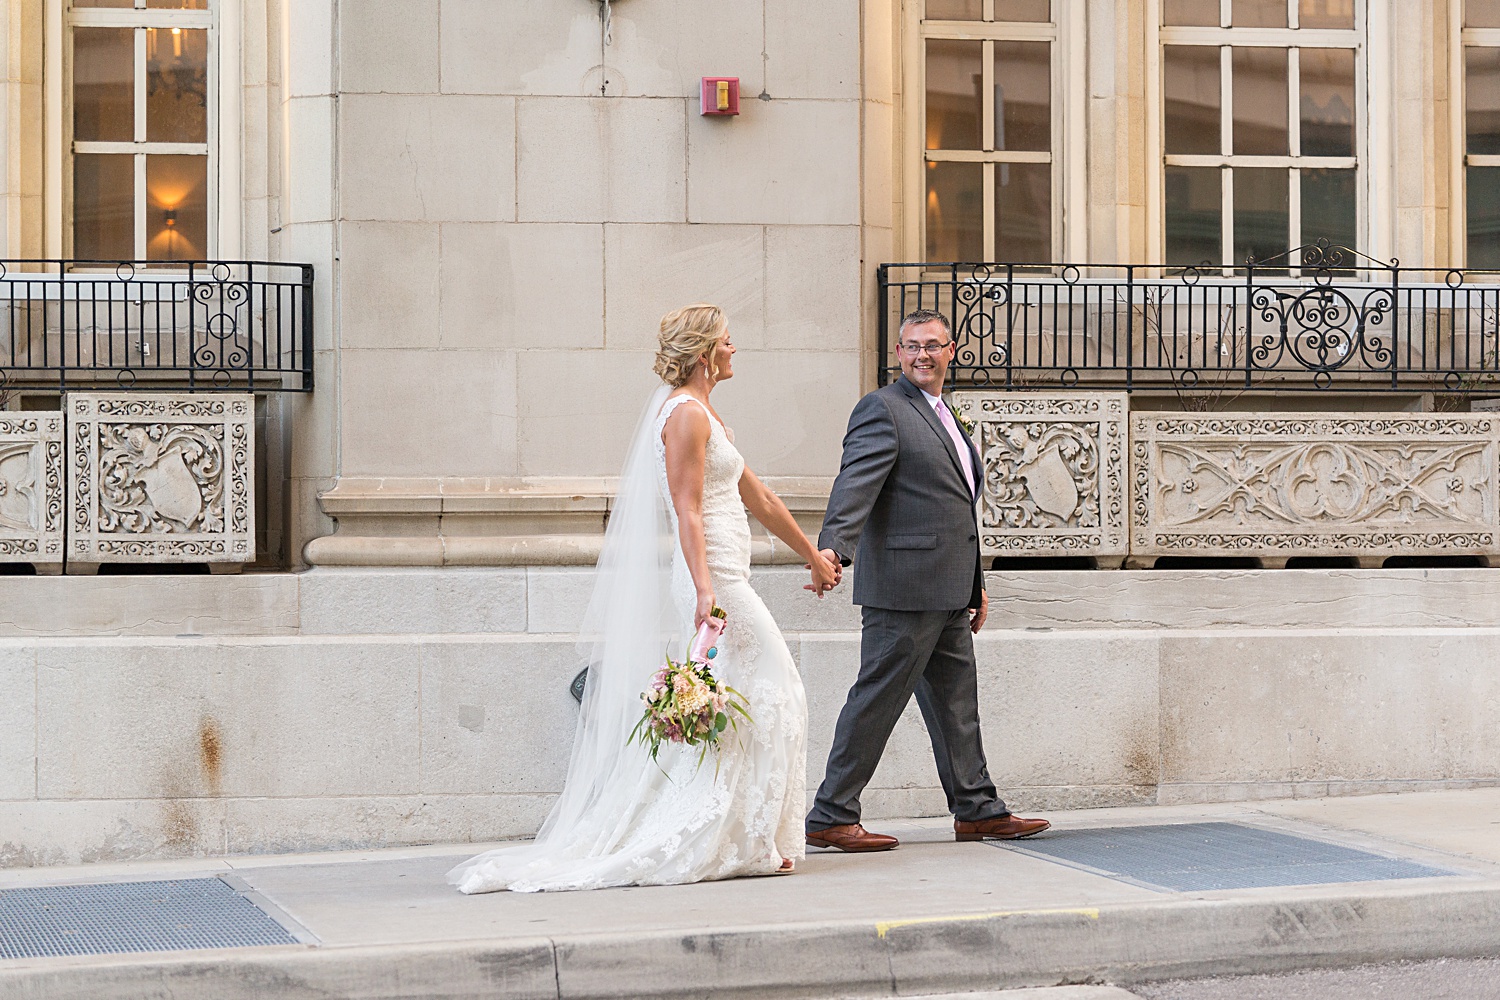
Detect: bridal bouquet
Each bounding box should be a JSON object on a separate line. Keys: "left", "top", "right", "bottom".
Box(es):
{"left": 629, "top": 609, "right": 751, "bottom": 769}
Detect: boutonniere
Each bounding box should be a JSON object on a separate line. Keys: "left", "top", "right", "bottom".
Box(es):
{"left": 946, "top": 399, "right": 976, "bottom": 438}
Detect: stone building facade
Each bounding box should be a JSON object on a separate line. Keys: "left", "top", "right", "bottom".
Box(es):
{"left": 1, "top": 1, "right": 1499, "bottom": 865}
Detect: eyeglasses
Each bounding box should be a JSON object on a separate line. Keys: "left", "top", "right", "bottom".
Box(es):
{"left": 898, "top": 342, "right": 952, "bottom": 355}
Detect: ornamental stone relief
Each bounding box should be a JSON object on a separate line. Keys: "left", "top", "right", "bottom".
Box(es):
{"left": 951, "top": 392, "right": 1128, "bottom": 561}
{"left": 67, "top": 393, "right": 254, "bottom": 569}
{"left": 1130, "top": 413, "right": 1500, "bottom": 561}
{"left": 0, "top": 414, "right": 64, "bottom": 572}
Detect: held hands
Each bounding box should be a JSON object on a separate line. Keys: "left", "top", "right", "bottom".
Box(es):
{"left": 695, "top": 588, "right": 717, "bottom": 628}
{"left": 803, "top": 548, "right": 842, "bottom": 597}
{"left": 968, "top": 590, "right": 989, "bottom": 634}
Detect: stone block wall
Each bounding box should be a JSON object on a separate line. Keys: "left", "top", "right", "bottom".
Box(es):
{"left": 3, "top": 565, "right": 1500, "bottom": 866}
{"left": 279, "top": 0, "right": 886, "bottom": 567}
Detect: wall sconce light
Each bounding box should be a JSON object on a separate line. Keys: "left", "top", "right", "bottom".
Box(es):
{"left": 163, "top": 209, "right": 177, "bottom": 228}
{"left": 700, "top": 77, "right": 740, "bottom": 116}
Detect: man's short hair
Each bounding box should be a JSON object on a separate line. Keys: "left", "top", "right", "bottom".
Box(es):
{"left": 899, "top": 309, "right": 952, "bottom": 341}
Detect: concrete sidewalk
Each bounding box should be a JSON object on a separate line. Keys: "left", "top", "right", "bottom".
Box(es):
{"left": 2, "top": 789, "right": 1499, "bottom": 999}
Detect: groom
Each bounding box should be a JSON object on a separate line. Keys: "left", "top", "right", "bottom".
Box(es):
{"left": 805, "top": 309, "right": 1049, "bottom": 852}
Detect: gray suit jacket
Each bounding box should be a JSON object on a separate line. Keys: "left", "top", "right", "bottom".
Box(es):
{"left": 819, "top": 375, "right": 984, "bottom": 612}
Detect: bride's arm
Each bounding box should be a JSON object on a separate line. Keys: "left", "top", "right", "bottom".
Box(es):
{"left": 662, "top": 404, "right": 716, "bottom": 626}
{"left": 739, "top": 468, "right": 840, "bottom": 595}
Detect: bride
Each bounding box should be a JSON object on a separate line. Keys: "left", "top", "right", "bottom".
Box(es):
{"left": 449, "top": 304, "right": 841, "bottom": 893}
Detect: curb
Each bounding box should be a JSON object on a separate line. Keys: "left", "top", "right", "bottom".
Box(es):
{"left": 4, "top": 882, "right": 1500, "bottom": 999}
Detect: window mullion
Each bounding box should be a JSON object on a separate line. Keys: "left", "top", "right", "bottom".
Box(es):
{"left": 1220, "top": 44, "right": 1232, "bottom": 156}
{"left": 1222, "top": 166, "right": 1234, "bottom": 268}
{"left": 1289, "top": 166, "right": 1302, "bottom": 259}
{"left": 982, "top": 38, "right": 994, "bottom": 152}
{"left": 133, "top": 26, "right": 146, "bottom": 144}
{"left": 134, "top": 152, "right": 146, "bottom": 259}
{"left": 1288, "top": 47, "right": 1301, "bottom": 158}
{"left": 982, "top": 161, "right": 996, "bottom": 260}
{"left": 1288, "top": 0, "right": 1299, "bottom": 30}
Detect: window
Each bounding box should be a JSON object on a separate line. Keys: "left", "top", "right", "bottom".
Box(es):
{"left": 1160, "top": 0, "right": 1360, "bottom": 267}
{"left": 920, "top": 1, "right": 1057, "bottom": 263}
{"left": 1465, "top": 0, "right": 1500, "bottom": 267}
{"left": 66, "top": 0, "right": 213, "bottom": 262}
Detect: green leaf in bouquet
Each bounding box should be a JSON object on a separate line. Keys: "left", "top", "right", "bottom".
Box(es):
{"left": 715, "top": 712, "right": 728, "bottom": 732}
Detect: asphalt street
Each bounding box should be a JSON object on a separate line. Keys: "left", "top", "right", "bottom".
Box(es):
{"left": 1131, "top": 957, "right": 1500, "bottom": 999}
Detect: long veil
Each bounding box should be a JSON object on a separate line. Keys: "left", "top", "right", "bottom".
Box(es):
{"left": 448, "top": 385, "right": 678, "bottom": 887}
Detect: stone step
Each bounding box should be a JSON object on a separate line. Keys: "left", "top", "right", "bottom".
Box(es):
{"left": 10, "top": 565, "right": 1500, "bottom": 638}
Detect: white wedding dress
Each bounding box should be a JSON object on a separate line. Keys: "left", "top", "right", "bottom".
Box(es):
{"left": 449, "top": 392, "right": 807, "bottom": 893}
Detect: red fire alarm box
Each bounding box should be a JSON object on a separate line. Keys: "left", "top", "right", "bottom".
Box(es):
{"left": 700, "top": 77, "right": 740, "bottom": 116}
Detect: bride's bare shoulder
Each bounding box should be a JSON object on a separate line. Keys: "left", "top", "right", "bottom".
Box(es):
{"left": 660, "top": 393, "right": 711, "bottom": 444}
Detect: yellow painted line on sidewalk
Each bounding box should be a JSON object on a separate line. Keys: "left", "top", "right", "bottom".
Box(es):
{"left": 875, "top": 907, "right": 1100, "bottom": 938}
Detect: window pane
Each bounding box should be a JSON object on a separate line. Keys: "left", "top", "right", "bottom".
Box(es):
{"left": 1468, "top": 0, "right": 1500, "bottom": 28}
{"left": 1468, "top": 48, "right": 1500, "bottom": 155}
{"left": 1299, "top": 0, "right": 1354, "bottom": 29}
{"left": 1468, "top": 166, "right": 1500, "bottom": 268}
{"left": 1233, "top": 167, "right": 1289, "bottom": 265}
{"left": 73, "top": 27, "right": 134, "bottom": 143}
{"left": 1164, "top": 0, "right": 1219, "bottom": 26}
{"left": 926, "top": 0, "right": 982, "bottom": 18}
{"left": 146, "top": 154, "right": 208, "bottom": 263}
{"left": 993, "top": 41, "right": 1050, "bottom": 152}
{"left": 74, "top": 154, "right": 134, "bottom": 260}
{"left": 926, "top": 39, "right": 982, "bottom": 150}
{"left": 1301, "top": 168, "right": 1356, "bottom": 253}
{"left": 146, "top": 0, "right": 210, "bottom": 8}
{"left": 1233, "top": 0, "right": 1288, "bottom": 27}
{"left": 926, "top": 161, "right": 983, "bottom": 261}
{"left": 1165, "top": 46, "right": 1221, "bottom": 154}
{"left": 995, "top": 162, "right": 1050, "bottom": 262}
{"left": 1233, "top": 47, "right": 1289, "bottom": 155}
{"left": 1300, "top": 48, "right": 1354, "bottom": 157}
{"left": 995, "top": 0, "right": 1050, "bottom": 20}
{"left": 146, "top": 27, "right": 208, "bottom": 143}
{"left": 1165, "top": 166, "right": 1222, "bottom": 266}
{"left": 72, "top": 1, "right": 135, "bottom": 7}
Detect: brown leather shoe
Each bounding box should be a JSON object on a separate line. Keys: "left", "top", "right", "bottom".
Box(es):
{"left": 955, "top": 814, "right": 1051, "bottom": 842}
{"left": 806, "top": 823, "right": 899, "bottom": 853}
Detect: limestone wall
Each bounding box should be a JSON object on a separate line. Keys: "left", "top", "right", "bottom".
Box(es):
{"left": 2, "top": 566, "right": 1499, "bottom": 867}
{"left": 273, "top": 0, "right": 880, "bottom": 568}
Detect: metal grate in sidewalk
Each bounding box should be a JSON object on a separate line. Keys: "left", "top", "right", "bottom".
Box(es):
{"left": 0, "top": 877, "right": 302, "bottom": 960}
{"left": 991, "top": 821, "right": 1458, "bottom": 892}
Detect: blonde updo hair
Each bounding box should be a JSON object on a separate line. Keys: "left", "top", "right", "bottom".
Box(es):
{"left": 653, "top": 304, "right": 729, "bottom": 388}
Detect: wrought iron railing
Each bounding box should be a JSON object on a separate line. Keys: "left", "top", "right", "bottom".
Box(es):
{"left": 878, "top": 243, "right": 1500, "bottom": 395}
{"left": 0, "top": 259, "right": 314, "bottom": 395}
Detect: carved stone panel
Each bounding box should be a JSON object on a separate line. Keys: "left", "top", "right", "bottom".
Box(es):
{"left": 1131, "top": 413, "right": 1500, "bottom": 561}
{"left": 0, "top": 414, "right": 64, "bottom": 570}
{"left": 951, "top": 392, "right": 1128, "bottom": 560}
{"left": 68, "top": 394, "right": 254, "bottom": 567}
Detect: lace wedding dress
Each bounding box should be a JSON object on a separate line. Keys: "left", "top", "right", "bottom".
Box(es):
{"left": 449, "top": 392, "right": 807, "bottom": 893}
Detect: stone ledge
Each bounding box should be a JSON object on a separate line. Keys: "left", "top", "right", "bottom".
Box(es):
{"left": 309, "top": 475, "right": 833, "bottom": 567}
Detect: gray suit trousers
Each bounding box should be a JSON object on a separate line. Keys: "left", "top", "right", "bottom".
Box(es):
{"left": 806, "top": 606, "right": 1008, "bottom": 831}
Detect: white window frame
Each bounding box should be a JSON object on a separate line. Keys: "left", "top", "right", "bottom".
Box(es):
{"left": 902, "top": 0, "right": 1086, "bottom": 263}
{"left": 1147, "top": 0, "right": 1374, "bottom": 267}
{"left": 42, "top": 0, "right": 241, "bottom": 262}
{"left": 1455, "top": 4, "right": 1500, "bottom": 266}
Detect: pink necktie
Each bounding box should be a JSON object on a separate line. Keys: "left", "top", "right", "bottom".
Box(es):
{"left": 934, "top": 399, "right": 976, "bottom": 497}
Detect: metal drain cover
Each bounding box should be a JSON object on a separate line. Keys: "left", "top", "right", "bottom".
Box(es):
{"left": 0, "top": 877, "right": 303, "bottom": 960}
{"left": 992, "top": 821, "right": 1457, "bottom": 892}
